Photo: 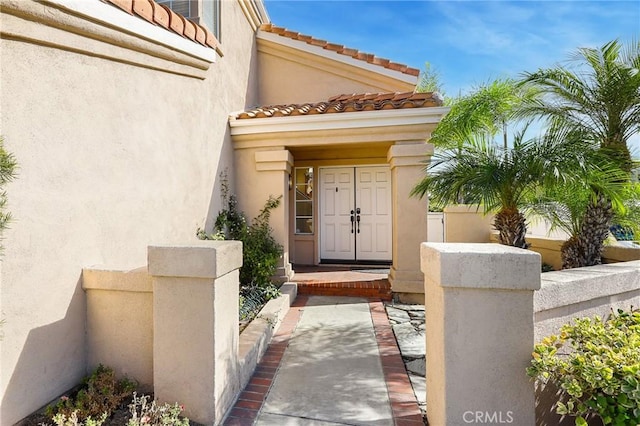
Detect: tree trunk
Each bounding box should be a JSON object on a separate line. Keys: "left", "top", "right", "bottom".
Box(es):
{"left": 493, "top": 208, "right": 529, "bottom": 249}
{"left": 561, "top": 194, "right": 613, "bottom": 269}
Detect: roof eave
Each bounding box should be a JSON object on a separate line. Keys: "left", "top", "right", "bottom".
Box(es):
{"left": 257, "top": 30, "right": 418, "bottom": 89}
{"left": 229, "top": 107, "right": 449, "bottom": 149}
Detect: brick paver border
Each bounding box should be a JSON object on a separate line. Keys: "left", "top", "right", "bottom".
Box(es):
{"left": 369, "top": 300, "right": 426, "bottom": 425}
{"left": 223, "top": 296, "right": 425, "bottom": 425}
{"left": 223, "top": 295, "right": 309, "bottom": 426}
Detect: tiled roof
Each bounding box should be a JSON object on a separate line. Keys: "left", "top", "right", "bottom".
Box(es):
{"left": 259, "top": 23, "right": 420, "bottom": 77}
{"left": 236, "top": 92, "right": 443, "bottom": 119}
{"left": 103, "top": 0, "right": 220, "bottom": 52}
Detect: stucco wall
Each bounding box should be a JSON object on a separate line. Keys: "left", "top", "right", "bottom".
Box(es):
{"left": 443, "top": 204, "right": 494, "bottom": 243}
{"left": 489, "top": 233, "right": 640, "bottom": 270}
{"left": 256, "top": 35, "right": 417, "bottom": 105}
{"left": 83, "top": 267, "right": 153, "bottom": 392}
{"left": 0, "top": 1, "right": 259, "bottom": 422}
{"left": 534, "top": 261, "right": 640, "bottom": 341}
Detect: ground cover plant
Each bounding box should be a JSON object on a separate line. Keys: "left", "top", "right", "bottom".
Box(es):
{"left": 527, "top": 309, "right": 640, "bottom": 425}
{"left": 127, "top": 393, "right": 189, "bottom": 426}
{"left": 45, "top": 365, "right": 136, "bottom": 420}
{"left": 26, "top": 365, "right": 192, "bottom": 426}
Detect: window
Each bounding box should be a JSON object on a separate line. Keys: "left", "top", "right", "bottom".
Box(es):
{"left": 294, "top": 167, "right": 314, "bottom": 235}
{"left": 157, "top": 0, "right": 221, "bottom": 41}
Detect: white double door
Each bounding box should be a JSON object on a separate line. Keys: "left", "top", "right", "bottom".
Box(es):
{"left": 320, "top": 166, "right": 392, "bottom": 262}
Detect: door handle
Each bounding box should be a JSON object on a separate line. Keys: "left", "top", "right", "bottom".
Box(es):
{"left": 350, "top": 210, "right": 355, "bottom": 233}
{"left": 356, "top": 210, "right": 361, "bottom": 233}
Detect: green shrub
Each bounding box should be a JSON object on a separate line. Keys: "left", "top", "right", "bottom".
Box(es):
{"left": 527, "top": 309, "right": 640, "bottom": 425}
{"left": 238, "top": 195, "right": 283, "bottom": 287}
{"left": 199, "top": 171, "right": 283, "bottom": 288}
{"left": 198, "top": 171, "right": 283, "bottom": 321}
{"left": 127, "top": 393, "right": 189, "bottom": 426}
{"left": 46, "top": 365, "right": 136, "bottom": 421}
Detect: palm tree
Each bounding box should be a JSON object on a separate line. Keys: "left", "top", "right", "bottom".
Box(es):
{"left": 521, "top": 39, "right": 640, "bottom": 267}
{"left": 412, "top": 130, "right": 600, "bottom": 249}
{"left": 428, "top": 78, "right": 537, "bottom": 150}
{"left": 414, "top": 78, "right": 543, "bottom": 247}
{"left": 521, "top": 39, "right": 640, "bottom": 172}
{"left": 526, "top": 141, "right": 634, "bottom": 268}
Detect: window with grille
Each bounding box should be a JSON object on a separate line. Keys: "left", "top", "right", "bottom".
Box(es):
{"left": 295, "top": 167, "right": 314, "bottom": 235}
{"left": 156, "top": 0, "right": 220, "bottom": 41}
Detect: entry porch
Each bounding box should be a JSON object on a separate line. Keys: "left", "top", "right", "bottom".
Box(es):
{"left": 229, "top": 92, "right": 447, "bottom": 301}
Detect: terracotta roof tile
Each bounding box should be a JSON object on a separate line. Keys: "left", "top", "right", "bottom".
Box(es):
{"left": 109, "top": 0, "right": 133, "bottom": 14}
{"left": 341, "top": 47, "right": 358, "bottom": 57}
{"left": 132, "top": 0, "right": 153, "bottom": 23}
{"left": 152, "top": 2, "right": 169, "bottom": 29}
{"left": 260, "top": 23, "right": 420, "bottom": 77}
{"left": 325, "top": 43, "right": 344, "bottom": 52}
{"left": 168, "top": 10, "right": 185, "bottom": 35}
{"left": 194, "top": 24, "right": 206, "bottom": 45}
{"left": 183, "top": 19, "right": 197, "bottom": 41}
{"left": 236, "top": 91, "right": 443, "bottom": 120}
{"left": 103, "top": 0, "right": 219, "bottom": 52}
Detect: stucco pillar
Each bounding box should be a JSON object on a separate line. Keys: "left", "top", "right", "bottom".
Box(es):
{"left": 234, "top": 147, "right": 293, "bottom": 281}
{"left": 387, "top": 142, "right": 433, "bottom": 301}
{"left": 148, "top": 241, "right": 242, "bottom": 425}
{"left": 421, "top": 243, "right": 541, "bottom": 426}
{"left": 254, "top": 149, "right": 294, "bottom": 281}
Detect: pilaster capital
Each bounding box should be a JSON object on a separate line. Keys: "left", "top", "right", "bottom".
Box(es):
{"left": 387, "top": 142, "right": 434, "bottom": 169}
{"left": 255, "top": 149, "right": 294, "bottom": 173}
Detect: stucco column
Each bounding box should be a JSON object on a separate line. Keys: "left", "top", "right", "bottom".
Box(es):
{"left": 421, "top": 243, "right": 541, "bottom": 426}
{"left": 235, "top": 148, "right": 293, "bottom": 282}
{"left": 254, "top": 149, "right": 294, "bottom": 281}
{"left": 387, "top": 142, "right": 433, "bottom": 301}
{"left": 148, "top": 241, "right": 242, "bottom": 425}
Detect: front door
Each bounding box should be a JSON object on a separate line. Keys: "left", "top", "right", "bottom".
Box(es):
{"left": 320, "top": 166, "right": 392, "bottom": 262}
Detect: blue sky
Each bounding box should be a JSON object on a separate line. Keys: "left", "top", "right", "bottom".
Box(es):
{"left": 263, "top": 0, "right": 640, "bottom": 155}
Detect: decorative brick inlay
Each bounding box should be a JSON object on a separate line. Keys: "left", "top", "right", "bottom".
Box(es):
{"left": 224, "top": 296, "right": 423, "bottom": 425}
{"left": 223, "top": 296, "right": 309, "bottom": 425}
{"left": 369, "top": 300, "right": 426, "bottom": 425}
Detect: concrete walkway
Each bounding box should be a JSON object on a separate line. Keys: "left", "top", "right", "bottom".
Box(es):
{"left": 224, "top": 296, "right": 423, "bottom": 426}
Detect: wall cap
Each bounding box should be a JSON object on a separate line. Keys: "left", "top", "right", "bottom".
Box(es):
{"left": 421, "top": 242, "right": 541, "bottom": 290}
{"left": 82, "top": 266, "right": 152, "bottom": 292}
{"left": 148, "top": 241, "right": 242, "bottom": 279}
{"left": 536, "top": 261, "right": 640, "bottom": 312}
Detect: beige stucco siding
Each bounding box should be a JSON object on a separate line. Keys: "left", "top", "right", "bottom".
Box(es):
{"left": 259, "top": 53, "right": 397, "bottom": 104}
{"left": 257, "top": 36, "right": 417, "bottom": 105}
{"left": 0, "top": 1, "right": 258, "bottom": 422}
